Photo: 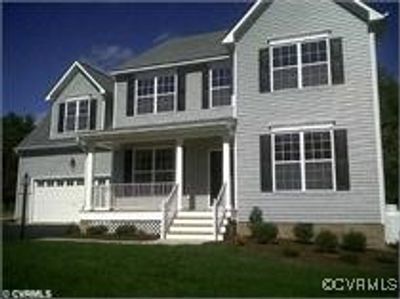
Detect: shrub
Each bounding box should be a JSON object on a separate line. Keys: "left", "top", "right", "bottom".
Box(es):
{"left": 375, "top": 252, "right": 397, "bottom": 264}
{"left": 224, "top": 219, "right": 237, "bottom": 241}
{"left": 315, "top": 230, "right": 338, "bottom": 253}
{"left": 293, "top": 223, "right": 314, "bottom": 244}
{"left": 65, "top": 224, "right": 81, "bottom": 236}
{"left": 115, "top": 225, "right": 137, "bottom": 238}
{"left": 253, "top": 223, "right": 278, "bottom": 244}
{"left": 341, "top": 231, "right": 367, "bottom": 252}
{"left": 86, "top": 225, "right": 108, "bottom": 236}
{"left": 135, "top": 230, "right": 158, "bottom": 240}
{"left": 339, "top": 253, "right": 360, "bottom": 265}
{"left": 282, "top": 246, "right": 300, "bottom": 258}
{"left": 234, "top": 235, "right": 247, "bottom": 246}
{"left": 249, "top": 206, "right": 263, "bottom": 227}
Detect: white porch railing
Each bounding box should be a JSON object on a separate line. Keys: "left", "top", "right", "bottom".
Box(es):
{"left": 213, "top": 183, "right": 227, "bottom": 241}
{"left": 92, "top": 182, "right": 175, "bottom": 211}
{"left": 160, "top": 184, "right": 179, "bottom": 239}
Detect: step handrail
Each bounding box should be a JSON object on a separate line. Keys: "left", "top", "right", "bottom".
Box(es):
{"left": 212, "top": 183, "right": 227, "bottom": 241}
{"left": 160, "top": 184, "right": 179, "bottom": 239}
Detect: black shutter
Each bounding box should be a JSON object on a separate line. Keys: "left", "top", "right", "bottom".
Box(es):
{"left": 202, "top": 66, "right": 209, "bottom": 109}
{"left": 330, "top": 38, "right": 345, "bottom": 85}
{"left": 260, "top": 134, "right": 273, "bottom": 192}
{"left": 177, "top": 69, "right": 186, "bottom": 111}
{"left": 259, "top": 48, "right": 271, "bottom": 93}
{"left": 57, "top": 103, "right": 65, "bottom": 133}
{"left": 127, "top": 76, "right": 135, "bottom": 116}
{"left": 124, "top": 149, "right": 133, "bottom": 183}
{"left": 89, "top": 99, "right": 97, "bottom": 130}
{"left": 334, "top": 129, "right": 350, "bottom": 190}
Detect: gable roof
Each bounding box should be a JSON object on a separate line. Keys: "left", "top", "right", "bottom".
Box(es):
{"left": 223, "top": 0, "right": 387, "bottom": 44}
{"left": 113, "top": 30, "right": 230, "bottom": 74}
{"left": 16, "top": 114, "right": 77, "bottom": 153}
{"left": 45, "top": 61, "right": 114, "bottom": 101}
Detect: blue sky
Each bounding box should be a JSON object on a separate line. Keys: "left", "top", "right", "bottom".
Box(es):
{"left": 3, "top": 2, "right": 398, "bottom": 118}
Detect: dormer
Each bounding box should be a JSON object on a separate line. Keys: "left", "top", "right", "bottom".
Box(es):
{"left": 46, "top": 61, "right": 114, "bottom": 139}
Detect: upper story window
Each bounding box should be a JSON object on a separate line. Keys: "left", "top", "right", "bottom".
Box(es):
{"left": 259, "top": 35, "right": 345, "bottom": 93}
{"left": 136, "top": 75, "right": 176, "bottom": 115}
{"left": 210, "top": 67, "right": 232, "bottom": 107}
{"left": 57, "top": 97, "right": 97, "bottom": 133}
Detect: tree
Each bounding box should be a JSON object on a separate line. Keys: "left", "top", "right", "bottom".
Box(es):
{"left": 379, "top": 70, "right": 399, "bottom": 205}
{"left": 2, "top": 113, "right": 35, "bottom": 211}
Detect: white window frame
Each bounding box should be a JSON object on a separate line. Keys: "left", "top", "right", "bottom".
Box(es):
{"left": 271, "top": 126, "right": 336, "bottom": 192}
{"left": 209, "top": 67, "right": 232, "bottom": 108}
{"left": 63, "top": 96, "right": 92, "bottom": 132}
{"left": 268, "top": 34, "right": 332, "bottom": 92}
{"left": 132, "top": 146, "right": 175, "bottom": 184}
{"left": 135, "top": 74, "right": 177, "bottom": 115}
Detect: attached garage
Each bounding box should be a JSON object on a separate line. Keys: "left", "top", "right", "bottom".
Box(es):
{"left": 30, "top": 178, "right": 85, "bottom": 223}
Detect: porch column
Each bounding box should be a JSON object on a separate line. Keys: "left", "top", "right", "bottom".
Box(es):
{"left": 175, "top": 139, "right": 183, "bottom": 210}
{"left": 223, "top": 136, "right": 232, "bottom": 212}
{"left": 84, "top": 146, "right": 95, "bottom": 211}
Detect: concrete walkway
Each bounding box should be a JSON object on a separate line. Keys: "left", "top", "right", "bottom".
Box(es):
{"left": 38, "top": 237, "right": 208, "bottom": 245}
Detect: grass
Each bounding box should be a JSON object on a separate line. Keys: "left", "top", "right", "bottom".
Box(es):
{"left": 3, "top": 240, "right": 398, "bottom": 297}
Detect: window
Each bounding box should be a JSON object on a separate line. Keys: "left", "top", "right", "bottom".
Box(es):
{"left": 64, "top": 98, "right": 92, "bottom": 132}
{"left": 272, "top": 45, "right": 298, "bottom": 90}
{"left": 137, "top": 78, "right": 154, "bottom": 114}
{"left": 269, "top": 37, "right": 330, "bottom": 91}
{"left": 136, "top": 75, "right": 176, "bottom": 114}
{"left": 133, "top": 148, "right": 175, "bottom": 183}
{"left": 210, "top": 67, "right": 232, "bottom": 106}
{"left": 273, "top": 130, "right": 334, "bottom": 191}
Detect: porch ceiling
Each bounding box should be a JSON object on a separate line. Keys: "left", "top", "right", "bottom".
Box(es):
{"left": 78, "top": 117, "right": 236, "bottom": 148}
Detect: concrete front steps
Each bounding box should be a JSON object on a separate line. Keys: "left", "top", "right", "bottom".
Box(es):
{"left": 165, "top": 211, "right": 225, "bottom": 241}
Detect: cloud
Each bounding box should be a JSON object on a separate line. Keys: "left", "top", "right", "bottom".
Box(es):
{"left": 153, "top": 32, "right": 171, "bottom": 44}
{"left": 81, "top": 45, "right": 135, "bottom": 71}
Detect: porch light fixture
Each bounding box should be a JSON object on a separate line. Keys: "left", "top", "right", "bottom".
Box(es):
{"left": 70, "top": 157, "right": 76, "bottom": 169}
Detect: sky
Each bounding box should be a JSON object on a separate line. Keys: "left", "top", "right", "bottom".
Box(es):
{"left": 2, "top": 2, "right": 399, "bottom": 119}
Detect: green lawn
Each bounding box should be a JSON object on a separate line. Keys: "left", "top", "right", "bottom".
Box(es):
{"left": 3, "top": 241, "right": 398, "bottom": 297}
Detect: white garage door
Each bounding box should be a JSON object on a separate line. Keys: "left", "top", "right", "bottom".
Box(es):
{"left": 31, "top": 178, "right": 85, "bottom": 223}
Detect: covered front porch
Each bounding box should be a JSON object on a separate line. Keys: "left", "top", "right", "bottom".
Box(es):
{"left": 78, "top": 119, "right": 235, "bottom": 239}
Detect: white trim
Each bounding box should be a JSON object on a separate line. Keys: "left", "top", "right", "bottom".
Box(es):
{"left": 45, "top": 61, "right": 106, "bottom": 101}
{"left": 268, "top": 33, "right": 330, "bottom": 46}
{"left": 299, "top": 132, "right": 306, "bottom": 192}
{"left": 79, "top": 211, "right": 162, "bottom": 221}
{"left": 296, "top": 43, "right": 303, "bottom": 89}
{"left": 222, "top": 0, "right": 385, "bottom": 44}
{"left": 369, "top": 31, "right": 386, "bottom": 224}
{"left": 112, "top": 55, "right": 231, "bottom": 75}
{"left": 270, "top": 122, "right": 334, "bottom": 133}
{"left": 232, "top": 47, "right": 238, "bottom": 116}
{"left": 101, "top": 95, "right": 106, "bottom": 131}
{"left": 233, "top": 134, "right": 238, "bottom": 211}
{"left": 64, "top": 96, "right": 92, "bottom": 133}
{"left": 271, "top": 133, "right": 276, "bottom": 192}
{"left": 330, "top": 129, "right": 337, "bottom": 191}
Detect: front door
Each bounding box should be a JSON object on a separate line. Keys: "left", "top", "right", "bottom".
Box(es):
{"left": 209, "top": 150, "right": 222, "bottom": 207}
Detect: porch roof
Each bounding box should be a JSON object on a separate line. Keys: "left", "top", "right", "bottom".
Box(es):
{"left": 78, "top": 117, "right": 236, "bottom": 148}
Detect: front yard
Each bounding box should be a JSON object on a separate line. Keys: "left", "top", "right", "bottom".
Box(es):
{"left": 3, "top": 240, "right": 398, "bottom": 297}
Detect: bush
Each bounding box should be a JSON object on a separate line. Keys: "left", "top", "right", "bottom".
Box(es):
{"left": 253, "top": 223, "right": 278, "bottom": 244}
{"left": 339, "top": 253, "right": 360, "bottom": 265}
{"left": 375, "top": 252, "right": 397, "bottom": 264}
{"left": 224, "top": 219, "right": 237, "bottom": 241}
{"left": 65, "top": 224, "right": 81, "bottom": 236}
{"left": 315, "top": 230, "right": 338, "bottom": 253}
{"left": 86, "top": 225, "right": 108, "bottom": 236}
{"left": 282, "top": 246, "right": 300, "bottom": 258}
{"left": 234, "top": 235, "right": 247, "bottom": 246}
{"left": 115, "top": 225, "right": 137, "bottom": 238}
{"left": 293, "top": 223, "right": 314, "bottom": 244}
{"left": 341, "top": 231, "right": 367, "bottom": 252}
{"left": 249, "top": 206, "right": 263, "bottom": 226}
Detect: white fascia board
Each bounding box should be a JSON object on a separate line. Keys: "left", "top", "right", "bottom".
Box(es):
{"left": 45, "top": 61, "right": 106, "bottom": 101}
{"left": 222, "top": 0, "right": 263, "bottom": 44}
{"left": 111, "top": 55, "right": 231, "bottom": 75}
{"left": 222, "top": 0, "right": 386, "bottom": 44}
{"left": 354, "top": 0, "right": 387, "bottom": 21}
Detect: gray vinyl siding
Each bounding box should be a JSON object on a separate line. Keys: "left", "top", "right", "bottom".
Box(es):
{"left": 235, "top": 0, "right": 382, "bottom": 223}
{"left": 113, "top": 63, "right": 233, "bottom": 129}
{"left": 14, "top": 150, "right": 112, "bottom": 219}
{"left": 50, "top": 70, "right": 106, "bottom": 139}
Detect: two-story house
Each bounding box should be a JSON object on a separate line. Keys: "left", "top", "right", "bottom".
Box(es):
{"left": 15, "top": 0, "right": 387, "bottom": 246}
